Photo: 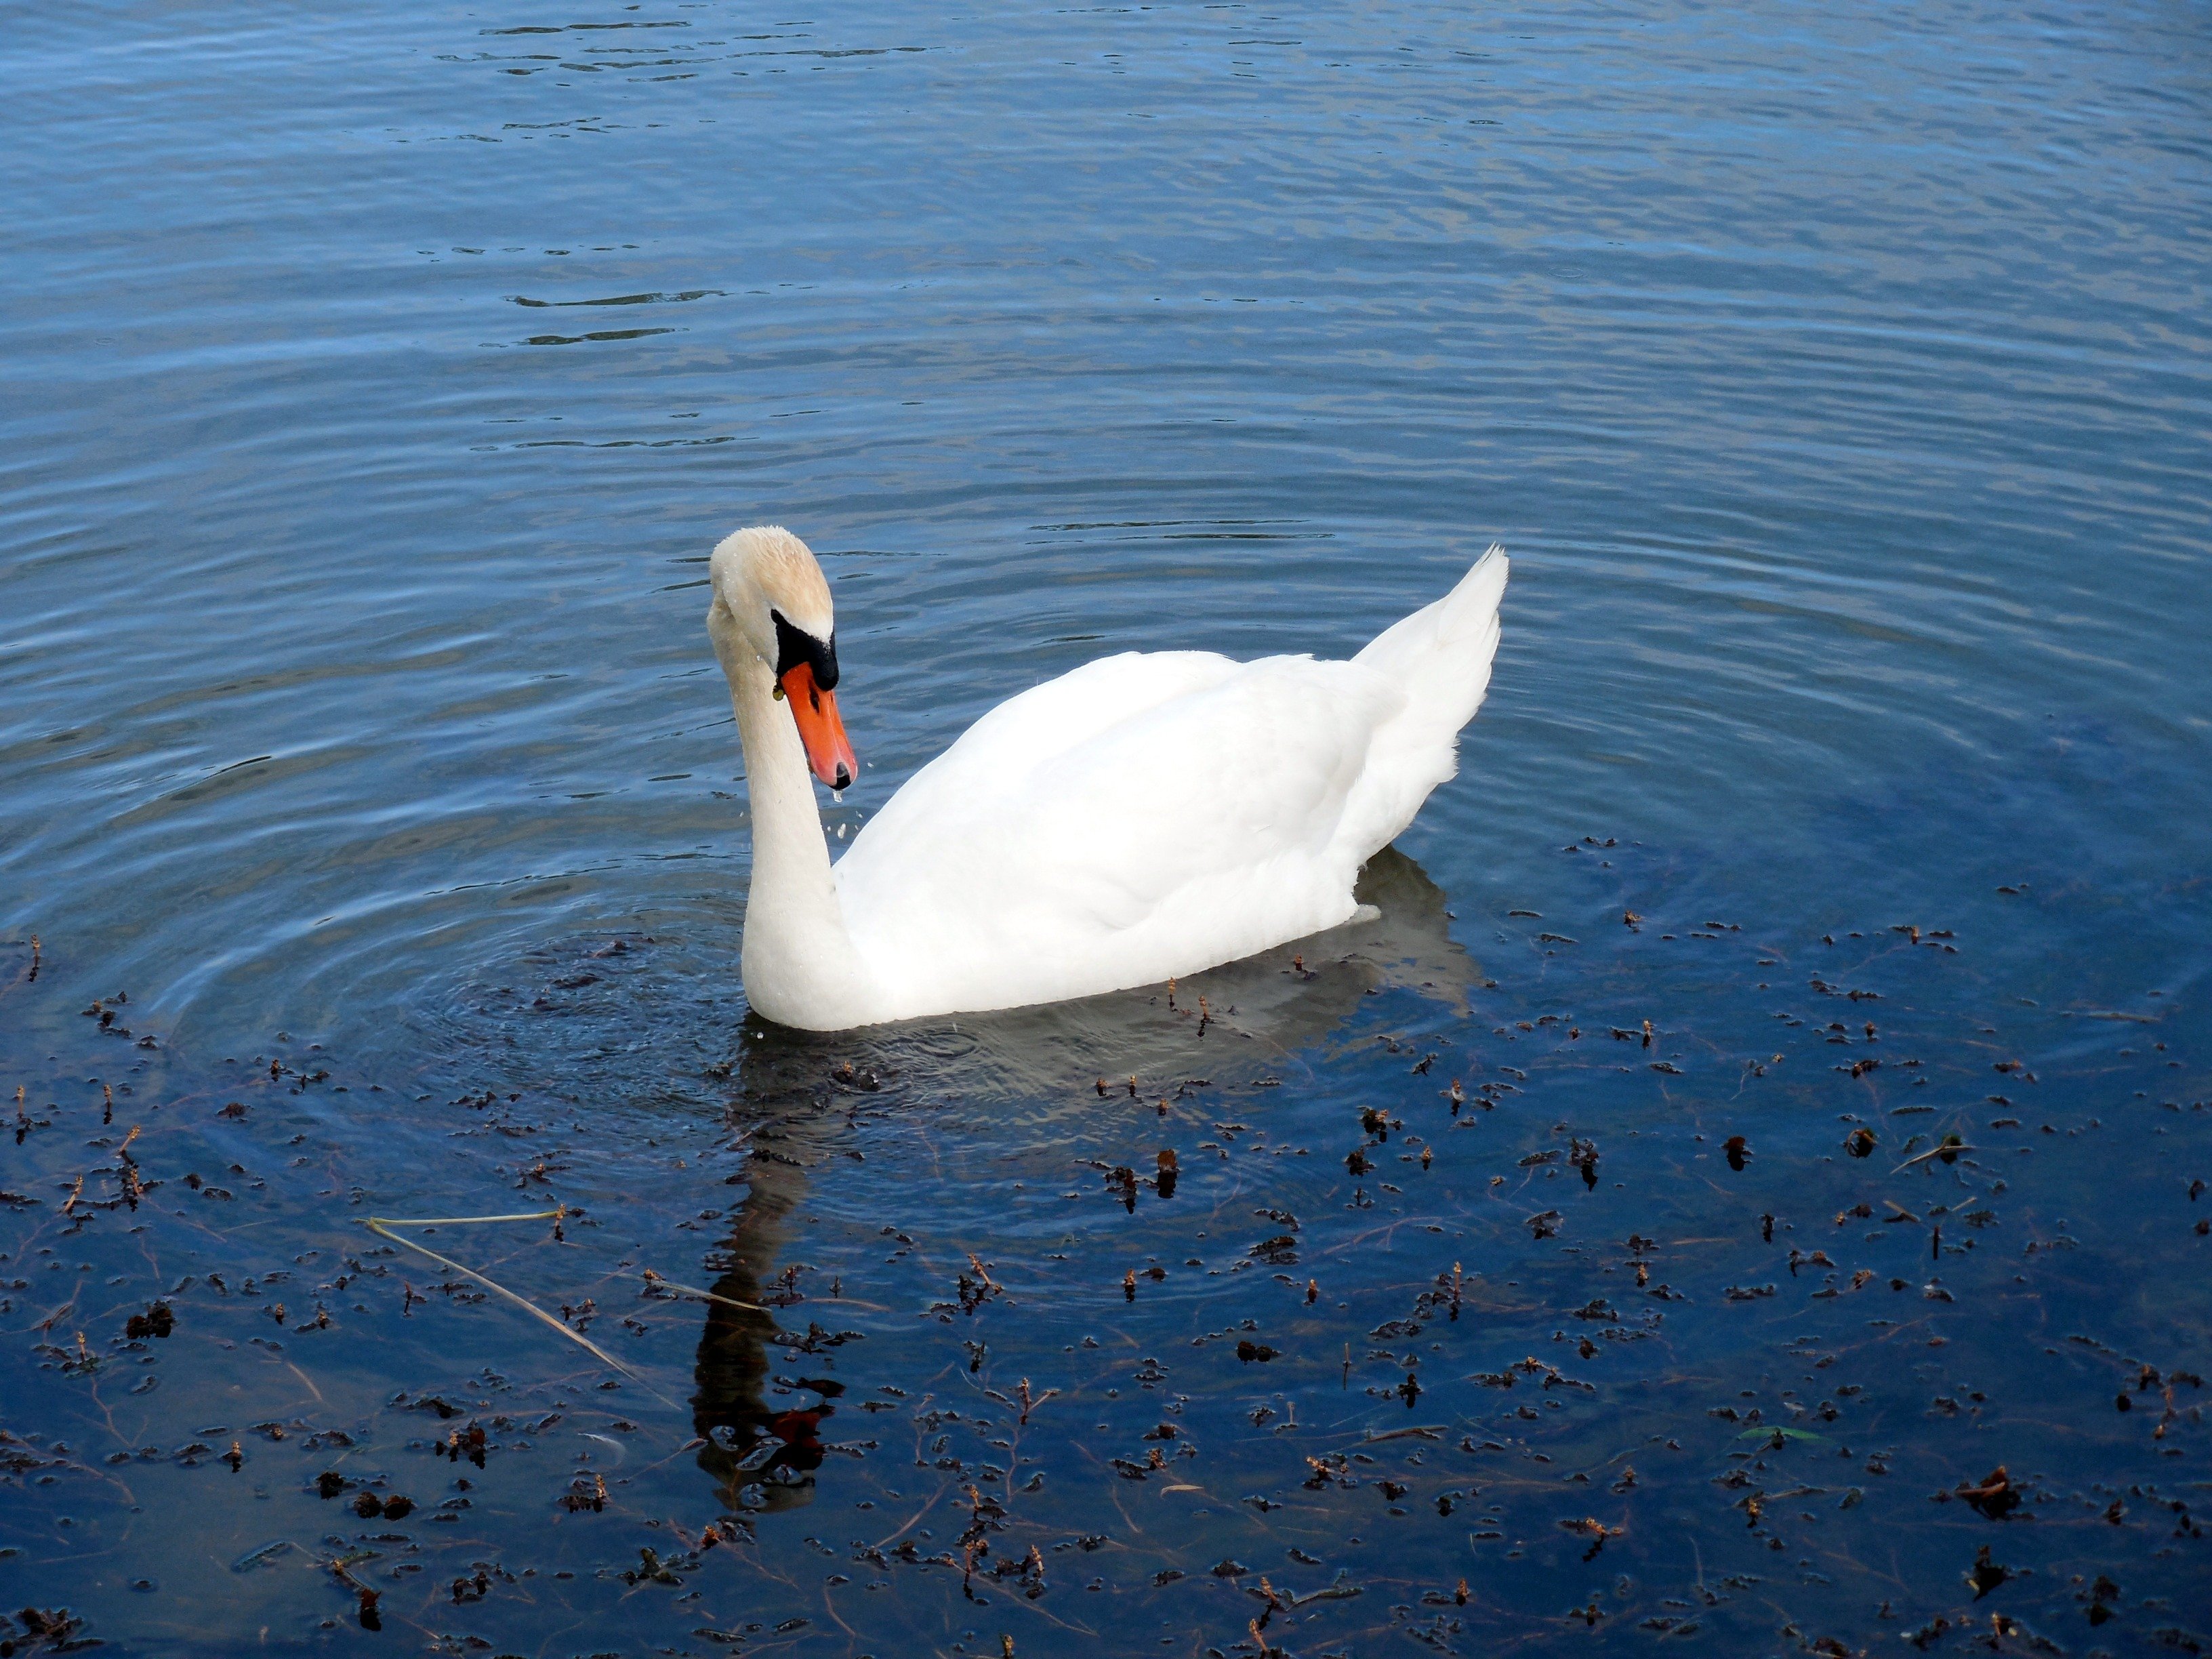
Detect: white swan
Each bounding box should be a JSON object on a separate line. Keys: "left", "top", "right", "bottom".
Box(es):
{"left": 708, "top": 526, "right": 1509, "bottom": 1031}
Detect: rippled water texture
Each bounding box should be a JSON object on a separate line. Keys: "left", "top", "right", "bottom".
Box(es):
{"left": 3, "top": 1, "right": 2209, "bottom": 1654}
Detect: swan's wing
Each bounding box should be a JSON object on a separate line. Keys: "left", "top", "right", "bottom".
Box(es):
{"left": 835, "top": 650, "right": 1404, "bottom": 1017}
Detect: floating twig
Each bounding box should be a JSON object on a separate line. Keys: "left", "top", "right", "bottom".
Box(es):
{"left": 1893, "top": 1138, "right": 1973, "bottom": 1174}
{"left": 639, "top": 1267, "right": 768, "bottom": 1315}
{"left": 363, "top": 1209, "right": 638, "bottom": 1382}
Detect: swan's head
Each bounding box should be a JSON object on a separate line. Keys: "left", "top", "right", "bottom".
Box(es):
{"left": 708, "top": 525, "right": 857, "bottom": 790}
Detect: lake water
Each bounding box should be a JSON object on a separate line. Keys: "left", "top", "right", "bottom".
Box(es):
{"left": 3, "top": 1, "right": 2208, "bottom": 1654}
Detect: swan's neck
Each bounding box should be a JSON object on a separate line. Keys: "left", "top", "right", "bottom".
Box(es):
{"left": 728, "top": 651, "right": 876, "bottom": 1027}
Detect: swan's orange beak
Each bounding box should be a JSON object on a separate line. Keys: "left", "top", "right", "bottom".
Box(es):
{"left": 781, "top": 663, "right": 855, "bottom": 790}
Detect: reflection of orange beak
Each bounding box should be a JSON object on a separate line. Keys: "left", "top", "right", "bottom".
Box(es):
{"left": 780, "top": 663, "right": 856, "bottom": 790}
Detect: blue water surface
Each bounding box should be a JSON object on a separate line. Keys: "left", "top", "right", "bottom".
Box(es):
{"left": 2, "top": 1, "right": 2208, "bottom": 1654}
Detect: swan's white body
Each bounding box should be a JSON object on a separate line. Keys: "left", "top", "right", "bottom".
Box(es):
{"left": 709, "top": 529, "right": 1507, "bottom": 1031}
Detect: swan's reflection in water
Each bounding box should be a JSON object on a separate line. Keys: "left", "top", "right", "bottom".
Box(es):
{"left": 687, "top": 846, "right": 1481, "bottom": 1513}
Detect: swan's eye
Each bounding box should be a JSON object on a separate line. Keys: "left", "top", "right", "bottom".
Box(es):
{"left": 770, "top": 609, "right": 838, "bottom": 690}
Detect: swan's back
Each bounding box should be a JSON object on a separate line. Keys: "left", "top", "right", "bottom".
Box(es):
{"left": 835, "top": 550, "right": 1507, "bottom": 1021}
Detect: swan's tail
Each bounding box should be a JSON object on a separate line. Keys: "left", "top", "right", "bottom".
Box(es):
{"left": 1334, "top": 546, "right": 1509, "bottom": 865}
{"left": 1353, "top": 544, "right": 1509, "bottom": 733}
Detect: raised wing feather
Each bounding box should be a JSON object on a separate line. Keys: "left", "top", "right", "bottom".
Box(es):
{"left": 836, "top": 651, "right": 1404, "bottom": 1017}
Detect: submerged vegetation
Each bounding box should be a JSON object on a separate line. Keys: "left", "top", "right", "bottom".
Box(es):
{"left": 2, "top": 848, "right": 2204, "bottom": 1656}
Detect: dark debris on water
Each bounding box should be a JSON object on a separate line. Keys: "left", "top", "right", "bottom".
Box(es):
{"left": 1, "top": 904, "right": 2207, "bottom": 1655}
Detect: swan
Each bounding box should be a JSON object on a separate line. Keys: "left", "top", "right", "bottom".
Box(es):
{"left": 707, "top": 525, "right": 1509, "bottom": 1031}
